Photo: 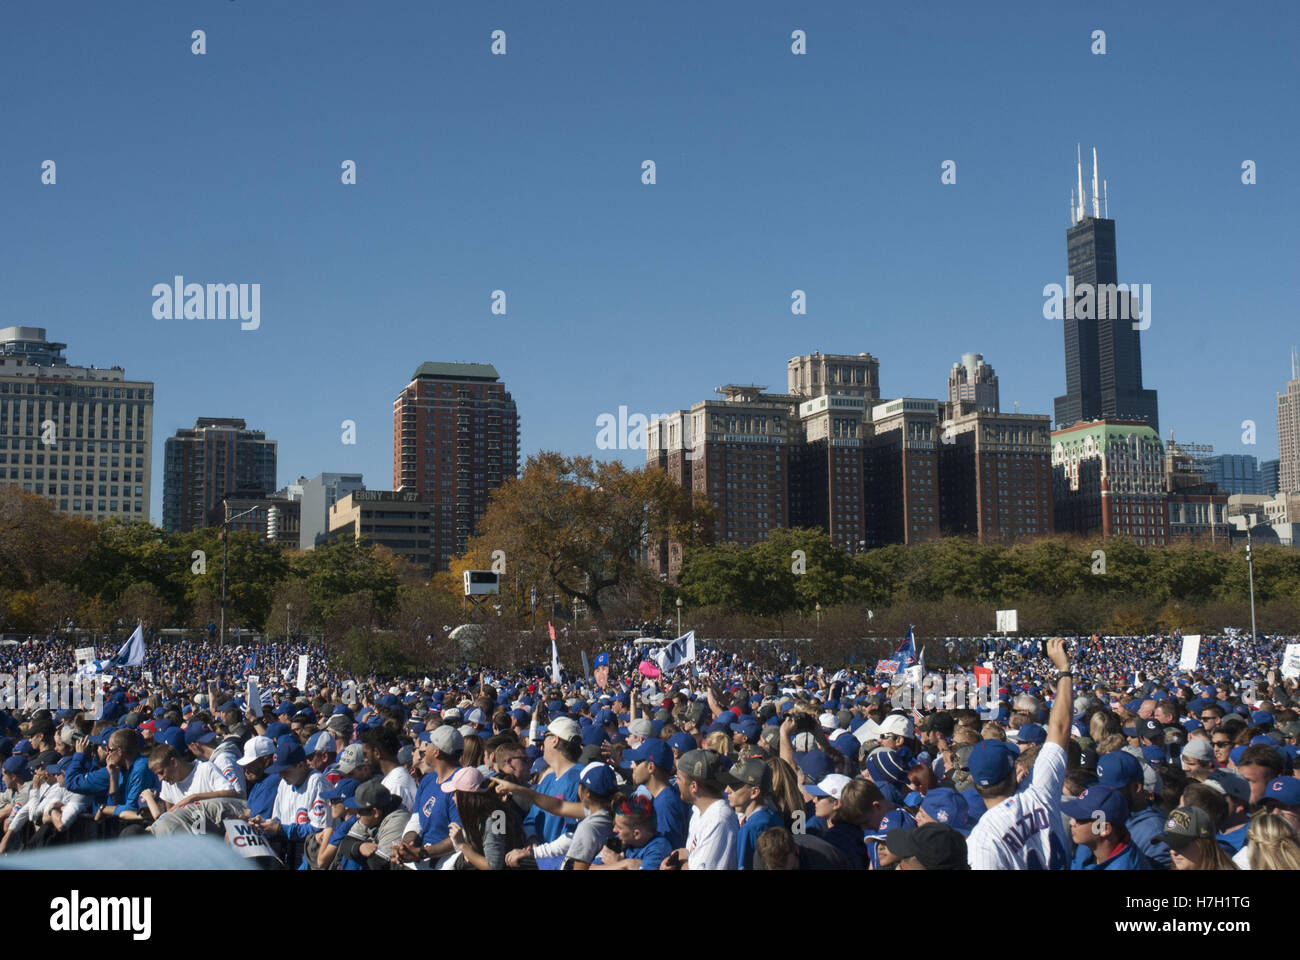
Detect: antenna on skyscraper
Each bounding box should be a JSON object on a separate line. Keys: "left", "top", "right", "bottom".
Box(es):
{"left": 1103, "top": 179, "right": 1108, "bottom": 218}
{"left": 1076, "top": 143, "right": 1086, "bottom": 223}
{"left": 1091, "top": 148, "right": 1100, "bottom": 219}
{"left": 1070, "top": 187, "right": 1076, "bottom": 226}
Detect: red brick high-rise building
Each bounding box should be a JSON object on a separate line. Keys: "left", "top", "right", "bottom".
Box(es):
{"left": 393, "top": 362, "right": 518, "bottom": 571}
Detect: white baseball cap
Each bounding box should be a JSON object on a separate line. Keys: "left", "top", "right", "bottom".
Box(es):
{"left": 806, "top": 773, "right": 852, "bottom": 799}
{"left": 879, "top": 714, "right": 914, "bottom": 738}
{"left": 549, "top": 717, "right": 581, "bottom": 741}
{"left": 236, "top": 735, "right": 275, "bottom": 766}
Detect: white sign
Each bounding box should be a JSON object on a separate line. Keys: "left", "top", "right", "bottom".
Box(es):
{"left": 142, "top": 670, "right": 153, "bottom": 683}
{"left": 1282, "top": 643, "right": 1300, "bottom": 681}
{"left": 996, "top": 609, "right": 1018, "bottom": 633}
{"left": 224, "top": 819, "right": 281, "bottom": 861}
{"left": 296, "top": 655, "right": 308, "bottom": 691}
{"left": 247, "top": 676, "right": 261, "bottom": 716}
{"left": 74, "top": 646, "right": 96, "bottom": 666}
{"left": 1179, "top": 635, "right": 1201, "bottom": 673}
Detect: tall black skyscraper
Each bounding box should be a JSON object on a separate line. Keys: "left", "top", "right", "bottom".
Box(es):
{"left": 1053, "top": 146, "right": 1159, "bottom": 433}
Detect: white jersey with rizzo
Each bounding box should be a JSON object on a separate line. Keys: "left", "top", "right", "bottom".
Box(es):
{"left": 967, "top": 740, "right": 1069, "bottom": 870}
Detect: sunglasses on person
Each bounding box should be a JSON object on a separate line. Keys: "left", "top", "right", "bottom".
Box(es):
{"left": 1212, "top": 739, "right": 1231, "bottom": 748}
{"left": 1200, "top": 714, "right": 1218, "bottom": 721}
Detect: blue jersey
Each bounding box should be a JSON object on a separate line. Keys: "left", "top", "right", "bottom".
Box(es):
{"left": 247, "top": 774, "right": 280, "bottom": 821}
{"left": 528, "top": 765, "right": 581, "bottom": 844}
{"left": 416, "top": 768, "right": 461, "bottom": 847}
{"left": 1071, "top": 839, "right": 1153, "bottom": 870}
{"left": 868, "top": 808, "right": 916, "bottom": 869}
{"left": 623, "top": 835, "right": 673, "bottom": 870}
{"left": 736, "top": 806, "right": 783, "bottom": 870}
{"left": 652, "top": 785, "right": 689, "bottom": 850}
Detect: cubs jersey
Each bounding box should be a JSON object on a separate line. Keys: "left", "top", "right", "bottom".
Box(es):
{"left": 966, "top": 740, "right": 1069, "bottom": 870}
{"left": 271, "top": 771, "right": 332, "bottom": 831}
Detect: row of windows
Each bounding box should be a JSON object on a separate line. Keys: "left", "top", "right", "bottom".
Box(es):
{"left": 0, "top": 382, "right": 152, "bottom": 400}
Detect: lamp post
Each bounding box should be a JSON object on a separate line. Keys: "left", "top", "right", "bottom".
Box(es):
{"left": 676, "top": 597, "right": 683, "bottom": 637}
{"left": 286, "top": 602, "right": 293, "bottom": 640}
{"left": 219, "top": 503, "right": 260, "bottom": 646}
{"left": 1230, "top": 511, "right": 1262, "bottom": 641}
{"left": 816, "top": 602, "right": 822, "bottom": 631}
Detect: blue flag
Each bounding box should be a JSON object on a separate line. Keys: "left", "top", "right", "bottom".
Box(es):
{"left": 895, "top": 626, "right": 917, "bottom": 667}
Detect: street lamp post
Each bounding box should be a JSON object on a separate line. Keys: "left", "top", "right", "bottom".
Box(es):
{"left": 219, "top": 502, "right": 260, "bottom": 646}
{"left": 676, "top": 597, "right": 683, "bottom": 637}
{"left": 1246, "top": 525, "right": 1258, "bottom": 641}
{"left": 816, "top": 602, "right": 821, "bottom": 631}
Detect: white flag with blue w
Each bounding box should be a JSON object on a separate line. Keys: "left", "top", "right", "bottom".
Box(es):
{"left": 653, "top": 631, "right": 696, "bottom": 672}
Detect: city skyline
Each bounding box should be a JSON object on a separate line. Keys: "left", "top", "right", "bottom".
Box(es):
{"left": 4, "top": 2, "right": 1296, "bottom": 526}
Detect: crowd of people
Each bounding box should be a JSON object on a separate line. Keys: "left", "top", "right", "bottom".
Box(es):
{"left": 0, "top": 629, "right": 1297, "bottom": 870}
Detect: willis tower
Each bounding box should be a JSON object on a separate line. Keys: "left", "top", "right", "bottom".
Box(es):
{"left": 1053, "top": 146, "right": 1159, "bottom": 433}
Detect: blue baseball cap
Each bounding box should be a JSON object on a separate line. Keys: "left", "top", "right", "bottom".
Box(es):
{"left": 1015, "top": 723, "right": 1046, "bottom": 745}
{"left": 2, "top": 756, "right": 29, "bottom": 778}
{"left": 735, "top": 716, "right": 761, "bottom": 740}
{"left": 919, "top": 787, "right": 970, "bottom": 832}
{"left": 1096, "top": 751, "right": 1142, "bottom": 788}
{"left": 968, "top": 740, "right": 1019, "bottom": 787}
{"left": 184, "top": 722, "right": 216, "bottom": 746}
{"left": 580, "top": 762, "right": 617, "bottom": 795}
{"left": 1062, "top": 784, "right": 1129, "bottom": 825}
{"left": 667, "top": 732, "right": 696, "bottom": 754}
{"left": 265, "top": 722, "right": 291, "bottom": 741}
{"left": 268, "top": 742, "right": 306, "bottom": 773}
{"left": 1262, "top": 777, "right": 1300, "bottom": 807}
{"left": 581, "top": 725, "right": 607, "bottom": 747}
{"left": 321, "top": 777, "right": 359, "bottom": 802}
{"left": 304, "top": 731, "right": 336, "bottom": 756}
{"left": 624, "top": 738, "right": 673, "bottom": 771}
{"left": 1252, "top": 711, "right": 1275, "bottom": 728}
{"left": 797, "top": 750, "right": 834, "bottom": 785}
{"left": 275, "top": 701, "right": 296, "bottom": 716}
{"left": 157, "top": 727, "right": 186, "bottom": 753}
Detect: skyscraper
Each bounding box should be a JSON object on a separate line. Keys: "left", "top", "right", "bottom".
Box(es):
{"left": 163, "top": 418, "right": 277, "bottom": 531}
{"left": 948, "top": 353, "right": 1000, "bottom": 413}
{"left": 299, "top": 472, "right": 366, "bottom": 549}
{"left": 0, "top": 326, "right": 154, "bottom": 521}
{"left": 392, "top": 362, "right": 519, "bottom": 571}
{"left": 1054, "top": 146, "right": 1159, "bottom": 433}
{"left": 1278, "top": 349, "right": 1300, "bottom": 495}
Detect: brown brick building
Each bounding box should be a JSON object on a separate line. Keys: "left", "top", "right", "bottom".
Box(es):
{"left": 939, "top": 407, "right": 1053, "bottom": 542}
{"left": 393, "top": 363, "right": 518, "bottom": 571}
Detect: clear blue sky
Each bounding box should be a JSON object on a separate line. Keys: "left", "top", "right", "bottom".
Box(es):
{"left": 3, "top": 1, "right": 1296, "bottom": 524}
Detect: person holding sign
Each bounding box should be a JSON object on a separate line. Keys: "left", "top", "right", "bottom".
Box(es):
{"left": 249, "top": 741, "right": 332, "bottom": 869}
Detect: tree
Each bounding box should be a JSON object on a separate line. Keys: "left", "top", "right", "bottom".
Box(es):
{"left": 118, "top": 582, "right": 173, "bottom": 633}
{"left": 460, "top": 453, "right": 711, "bottom": 638}
{"left": 0, "top": 488, "right": 95, "bottom": 591}
{"left": 289, "top": 538, "right": 399, "bottom": 625}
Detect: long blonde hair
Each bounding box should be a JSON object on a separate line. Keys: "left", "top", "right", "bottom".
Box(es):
{"left": 764, "top": 755, "right": 804, "bottom": 825}
{"left": 1247, "top": 814, "right": 1300, "bottom": 871}
{"left": 703, "top": 731, "right": 734, "bottom": 758}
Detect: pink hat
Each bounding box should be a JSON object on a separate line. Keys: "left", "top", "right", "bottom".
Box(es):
{"left": 441, "top": 766, "right": 489, "bottom": 793}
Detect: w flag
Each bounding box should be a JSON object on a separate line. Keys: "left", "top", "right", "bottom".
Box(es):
{"left": 829, "top": 669, "right": 849, "bottom": 684}
{"left": 110, "top": 624, "right": 146, "bottom": 669}
{"left": 895, "top": 626, "right": 918, "bottom": 667}
{"left": 242, "top": 652, "right": 258, "bottom": 677}
{"left": 653, "top": 631, "right": 696, "bottom": 672}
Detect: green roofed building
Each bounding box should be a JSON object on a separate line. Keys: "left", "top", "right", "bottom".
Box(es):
{"left": 1051, "top": 419, "right": 1167, "bottom": 544}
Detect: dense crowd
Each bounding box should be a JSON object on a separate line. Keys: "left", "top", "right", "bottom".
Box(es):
{"left": 0, "top": 630, "right": 1297, "bottom": 870}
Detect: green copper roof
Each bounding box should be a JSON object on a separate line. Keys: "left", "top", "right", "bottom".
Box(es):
{"left": 410, "top": 362, "right": 501, "bottom": 381}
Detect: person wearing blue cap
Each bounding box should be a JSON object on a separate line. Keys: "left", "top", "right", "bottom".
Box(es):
{"left": 249, "top": 739, "right": 332, "bottom": 869}
{"left": 591, "top": 793, "right": 671, "bottom": 870}
{"left": 965, "top": 638, "right": 1073, "bottom": 870}
{"left": 625, "top": 737, "right": 689, "bottom": 850}
{"left": 83, "top": 728, "right": 159, "bottom": 832}
{"left": 1259, "top": 776, "right": 1300, "bottom": 834}
{"left": 557, "top": 762, "right": 617, "bottom": 870}
{"left": 1063, "top": 785, "right": 1152, "bottom": 870}
{"left": 1095, "top": 750, "right": 1170, "bottom": 869}
{"left": 315, "top": 777, "right": 360, "bottom": 869}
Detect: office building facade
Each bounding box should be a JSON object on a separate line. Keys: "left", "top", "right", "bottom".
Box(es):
{"left": 393, "top": 362, "right": 518, "bottom": 571}
{"left": 1052, "top": 420, "right": 1168, "bottom": 544}
{"left": 299, "top": 472, "right": 365, "bottom": 549}
{"left": 939, "top": 409, "right": 1053, "bottom": 542}
{"left": 1203, "top": 454, "right": 1261, "bottom": 496}
{"left": 0, "top": 327, "right": 154, "bottom": 521}
{"left": 163, "top": 418, "right": 277, "bottom": 531}
{"left": 328, "top": 489, "right": 432, "bottom": 568}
